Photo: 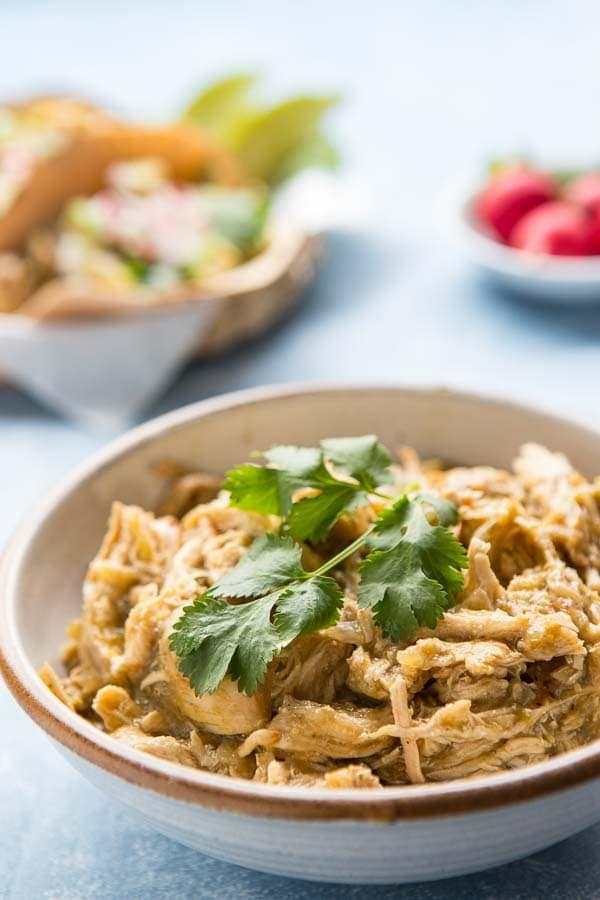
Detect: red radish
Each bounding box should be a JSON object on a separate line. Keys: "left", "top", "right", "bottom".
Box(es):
{"left": 586, "top": 216, "right": 600, "bottom": 255}
{"left": 509, "top": 201, "right": 592, "bottom": 256}
{"left": 476, "top": 166, "right": 555, "bottom": 242}
{"left": 563, "top": 172, "right": 600, "bottom": 253}
{"left": 563, "top": 172, "right": 600, "bottom": 218}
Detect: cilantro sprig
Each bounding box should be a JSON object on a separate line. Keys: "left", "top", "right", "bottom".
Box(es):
{"left": 224, "top": 435, "right": 393, "bottom": 543}
{"left": 170, "top": 534, "right": 343, "bottom": 695}
{"left": 170, "top": 436, "right": 467, "bottom": 696}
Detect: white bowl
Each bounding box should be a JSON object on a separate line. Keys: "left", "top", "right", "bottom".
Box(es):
{"left": 1, "top": 384, "right": 599, "bottom": 884}
{"left": 451, "top": 175, "right": 600, "bottom": 304}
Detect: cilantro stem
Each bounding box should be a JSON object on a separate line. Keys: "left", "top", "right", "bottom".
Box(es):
{"left": 308, "top": 523, "right": 377, "bottom": 578}
{"left": 371, "top": 489, "right": 394, "bottom": 500}
{"left": 371, "top": 483, "right": 418, "bottom": 501}
{"left": 306, "top": 489, "right": 410, "bottom": 579}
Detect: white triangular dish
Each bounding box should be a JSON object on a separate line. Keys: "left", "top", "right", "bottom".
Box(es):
{"left": 0, "top": 221, "right": 323, "bottom": 426}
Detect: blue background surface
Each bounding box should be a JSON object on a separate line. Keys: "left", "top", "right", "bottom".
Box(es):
{"left": 1, "top": 1, "right": 600, "bottom": 896}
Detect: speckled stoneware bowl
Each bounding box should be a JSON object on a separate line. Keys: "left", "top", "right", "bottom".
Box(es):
{"left": 1, "top": 385, "right": 599, "bottom": 884}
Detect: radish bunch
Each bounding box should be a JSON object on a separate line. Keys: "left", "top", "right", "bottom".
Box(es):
{"left": 476, "top": 164, "right": 600, "bottom": 256}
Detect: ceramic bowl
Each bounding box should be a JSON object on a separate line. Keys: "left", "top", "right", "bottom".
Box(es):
{"left": 1, "top": 384, "right": 599, "bottom": 884}
{"left": 450, "top": 175, "right": 600, "bottom": 304}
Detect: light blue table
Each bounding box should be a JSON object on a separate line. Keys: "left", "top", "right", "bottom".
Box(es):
{"left": 2, "top": 2, "right": 600, "bottom": 896}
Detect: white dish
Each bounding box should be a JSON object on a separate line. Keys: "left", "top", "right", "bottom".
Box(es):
{"left": 450, "top": 173, "right": 600, "bottom": 304}
{"left": 1, "top": 384, "right": 599, "bottom": 883}
{"left": 0, "top": 222, "right": 322, "bottom": 427}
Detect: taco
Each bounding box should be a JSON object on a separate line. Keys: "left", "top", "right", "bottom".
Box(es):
{"left": 0, "top": 79, "right": 335, "bottom": 323}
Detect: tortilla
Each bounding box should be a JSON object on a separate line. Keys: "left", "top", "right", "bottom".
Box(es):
{"left": 0, "top": 96, "right": 241, "bottom": 252}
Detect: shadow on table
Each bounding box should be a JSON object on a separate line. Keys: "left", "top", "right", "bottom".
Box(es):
{"left": 152, "top": 228, "right": 407, "bottom": 417}
{"left": 107, "top": 822, "right": 600, "bottom": 900}
{"left": 477, "top": 273, "right": 600, "bottom": 344}
{"left": 0, "top": 384, "right": 55, "bottom": 421}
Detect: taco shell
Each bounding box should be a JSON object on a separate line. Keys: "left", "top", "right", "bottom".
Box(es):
{"left": 0, "top": 97, "right": 241, "bottom": 252}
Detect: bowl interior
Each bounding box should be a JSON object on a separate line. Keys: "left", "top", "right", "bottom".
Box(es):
{"left": 9, "top": 385, "right": 600, "bottom": 670}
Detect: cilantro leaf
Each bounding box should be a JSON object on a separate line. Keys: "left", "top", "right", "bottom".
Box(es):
{"left": 223, "top": 464, "right": 297, "bottom": 516}
{"left": 227, "top": 439, "right": 388, "bottom": 544}
{"left": 274, "top": 575, "right": 343, "bottom": 642}
{"left": 224, "top": 446, "right": 326, "bottom": 518}
{"left": 169, "top": 534, "right": 344, "bottom": 696}
{"left": 359, "top": 494, "right": 467, "bottom": 639}
{"left": 415, "top": 524, "right": 467, "bottom": 598}
{"left": 368, "top": 496, "right": 467, "bottom": 598}
{"left": 211, "top": 534, "right": 304, "bottom": 598}
{"left": 287, "top": 484, "right": 365, "bottom": 543}
{"left": 321, "top": 435, "right": 393, "bottom": 491}
{"left": 414, "top": 492, "right": 459, "bottom": 527}
{"left": 358, "top": 543, "right": 449, "bottom": 640}
{"left": 368, "top": 495, "right": 467, "bottom": 595}
{"left": 263, "top": 445, "right": 324, "bottom": 478}
{"left": 367, "top": 493, "right": 460, "bottom": 546}
{"left": 366, "top": 494, "right": 412, "bottom": 550}
{"left": 170, "top": 593, "right": 281, "bottom": 695}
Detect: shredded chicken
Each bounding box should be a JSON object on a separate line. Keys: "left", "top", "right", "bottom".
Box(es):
{"left": 42, "top": 443, "right": 600, "bottom": 788}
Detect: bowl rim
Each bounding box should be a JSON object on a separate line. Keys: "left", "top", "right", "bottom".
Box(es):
{"left": 1, "top": 382, "right": 600, "bottom": 822}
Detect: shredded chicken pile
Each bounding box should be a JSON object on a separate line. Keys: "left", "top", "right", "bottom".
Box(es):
{"left": 41, "top": 444, "right": 600, "bottom": 789}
